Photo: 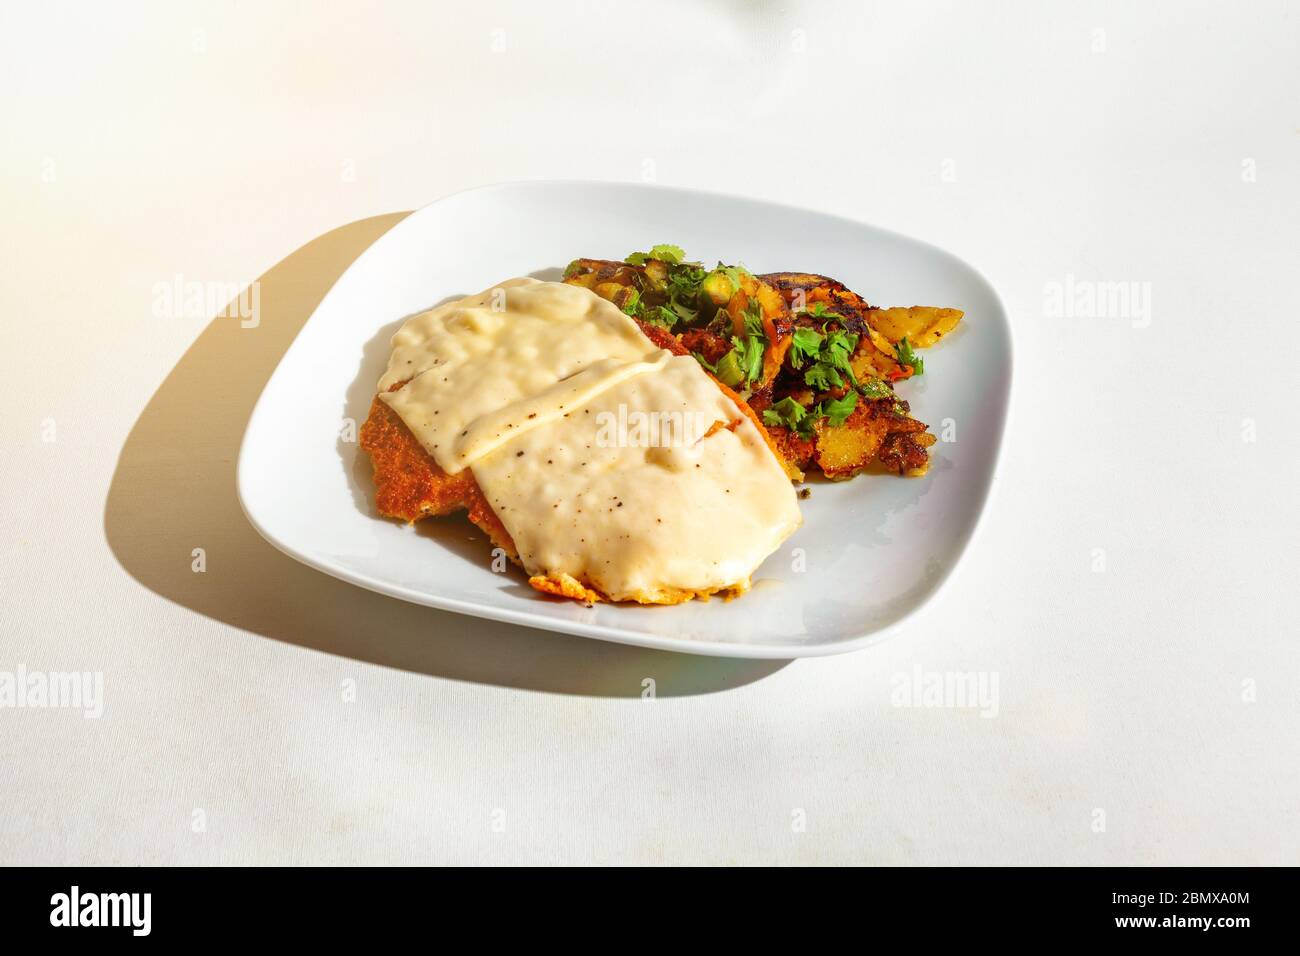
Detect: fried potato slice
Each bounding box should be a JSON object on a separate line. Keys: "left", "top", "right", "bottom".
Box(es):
{"left": 879, "top": 429, "right": 936, "bottom": 477}
{"left": 814, "top": 403, "right": 891, "bottom": 480}
{"left": 851, "top": 329, "right": 909, "bottom": 382}
{"left": 866, "top": 306, "right": 964, "bottom": 348}
{"left": 813, "top": 398, "right": 936, "bottom": 479}
{"left": 761, "top": 272, "right": 871, "bottom": 334}
{"left": 562, "top": 258, "right": 644, "bottom": 313}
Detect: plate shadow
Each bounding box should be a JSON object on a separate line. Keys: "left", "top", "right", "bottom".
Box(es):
{"left": 103, "top": 212, "right": 788, "bottom": 697}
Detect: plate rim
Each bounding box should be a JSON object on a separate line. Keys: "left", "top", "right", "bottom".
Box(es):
{"left": 236, "top": 179, "right": 1014, "bottom": 659}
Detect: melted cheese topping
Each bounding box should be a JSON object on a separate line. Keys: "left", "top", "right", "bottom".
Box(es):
{"left": 378, "top": 278, "right": 801, "bottom": 602}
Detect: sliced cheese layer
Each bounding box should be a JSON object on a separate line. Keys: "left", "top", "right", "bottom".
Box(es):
{"left": 377, "top": 279, "right": 801, "bottom": 601}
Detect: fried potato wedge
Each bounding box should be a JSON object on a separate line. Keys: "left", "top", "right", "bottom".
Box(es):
{"left": 761, "top": 272, "right": 872, "bottom": 333}
{"left": 563, "top": 258, "right": 644, "bottom": 313}
{"left": 851, "top": 329, "right": 909, "bottom": 382}
{"left": 879, "top": 429, "right": 936, "bottom": 476}
{"left": 814, "top": 406, "right": 891, "bottom": 480}
{"left": 814, "top": 398, "right": 936, "bottom": 479}
{"left": 866, "top": 306, "right": 964, "bottom": 348}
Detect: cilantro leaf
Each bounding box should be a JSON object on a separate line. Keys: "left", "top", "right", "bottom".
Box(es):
{"left": 665, "top": 264, "right": 705, "bottom": 324}
{"left": 801, "top": 302, "right": 838, "bottom": 320}
{"left": 645, "top": 305, "right": 678, "bottom": 328}
{"left": 669, "top": 301, "right": 699, "bottom": 325}
{"left": 823, "top": 329, "right": 858, "bottom": 371}
{"left": 796, "top": 327, "right": 859, "bottom": 392}
{"left": 648, "top": 243, "right": 685, "bottom": 264}
{"left": 761, "top": 397, "right": 809, "bottom": 432}
{"left": 742, "top": 297, "right": 766, "bottom": 337}
{"left": 804, "top": 363, "right": 844, "bottom": 391}
{"left": 788, "top": 327, "right": 823, "bottom": 368}
{"left": 621, "top": 290, "right": 643, "bottom": 317}
{"left": 894, "top": 336, "right": 924, "bottom": 375}
{"left": 666, "top": 265, "right": 704, "bottom": 298}
{"left": 626, "top": 244, "right": 689, "bottom": 267}
{"left": 816, "top": 390, "right": 858, "bottom": 427}
{"left": 709, "top": 298, "right": 770, "bottom": 387}
{"left": 732, "top": 332, "right": 765, "bottom": 384}
{"left": 691, "top": 351, "right": 718, "bottom": 374}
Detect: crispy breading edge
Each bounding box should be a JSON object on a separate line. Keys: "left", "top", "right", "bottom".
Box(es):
{"left": 358, "top": 395, "right": 517, "bottom": 556}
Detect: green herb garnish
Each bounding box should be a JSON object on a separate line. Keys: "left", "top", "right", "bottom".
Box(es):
{"left": 894, "top": 336, "right": 924, "bottom": 375}
{"left": 722, "top": 264, "right": 751, "bottom": 286}
{"left": 814, "top": 390, "right": 858, "bottom": 427}
{"left": 762, "top": 397, "right": 809, "bottom": 432}
{"left": 762, "top": 390, "right": 859, "bottom": 438}
{"left": 731, "top": 332, "right": 765, "bottom": 384}
{"left": 804, "top": 362, "right": 845, "bottom": 391}
{"left": 722, "top": 297, "right": 768, "bottom": 384}
{"left": 858, "top": 377, "right": 893, "bottom": 400}
{"left": 691, "top": 351, "right": 718, "bottom": 374}
{"left": 646, "top": 305, "right": 678, "bottom": 328}
{"left": 794, "top": 326, "right": 859, "bottom": 391}
{"left": 714, "top": 350, "right": 746, "bottom": 387}
{"left": 664, "top": 264, "right": 705, "bottom": 325}
{"left": 801, "top": 302, "right": 838, "bottom": 320}
{"left": 625, "top": 243, "right": 687, "bottom": 266}
{"left": 788, "top": 327, "right": 823, "bottom": 367}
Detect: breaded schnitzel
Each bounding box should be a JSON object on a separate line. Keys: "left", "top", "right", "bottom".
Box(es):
{"left": 360, "top": 279, "right": 801, "bottom": 605}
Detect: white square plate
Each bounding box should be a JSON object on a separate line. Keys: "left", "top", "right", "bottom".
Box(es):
{"left": 238, "top": 182, "right": 1011, "bottom": 658}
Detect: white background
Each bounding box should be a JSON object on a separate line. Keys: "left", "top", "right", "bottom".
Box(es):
{"left": 2, "top": 0, "right": 1297, "bottom": 864}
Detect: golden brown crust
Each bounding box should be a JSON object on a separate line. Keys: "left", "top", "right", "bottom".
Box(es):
{"left": 527, "top": 572, "right": 748, "bottom": 606}
{"left": 359, "top": 396, "right": 516, "bottom": 556}
{"left": 527, "top": 573, "right": 603, "bottom": 604}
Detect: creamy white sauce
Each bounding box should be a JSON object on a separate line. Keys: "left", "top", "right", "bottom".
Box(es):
{"left": 378, "top": 279, "right": 801, "bottom": 601}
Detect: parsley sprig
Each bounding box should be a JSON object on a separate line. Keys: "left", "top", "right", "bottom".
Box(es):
{"left": 711, "top": 298, "right": 768, "bottom": 388}
{"left": 801, "top": 302, "right": 838, "bottom": 321}
{"left": 620, "top": 289, "right": 643, "bottom": 317}
{"left": 624, "top": 244, "right": 689, "bottom": 266}
{"left": 787, "top": 325, "right": 860, "bottom": 391}
{"left": 762, "top": 390, "right": 859, "bottom": 437}
{"left": 616, "top": 245, "right": 711, "bottom": 331}
{"left": 894, "top": 336, "right": 924, "bottom": 376}
{"left": 762, "top": 316, "right": 898, "bottom": 435}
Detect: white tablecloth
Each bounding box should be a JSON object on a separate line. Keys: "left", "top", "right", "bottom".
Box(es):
{"left": 2, "top": 0, "right": 1296, "bottom": 864}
